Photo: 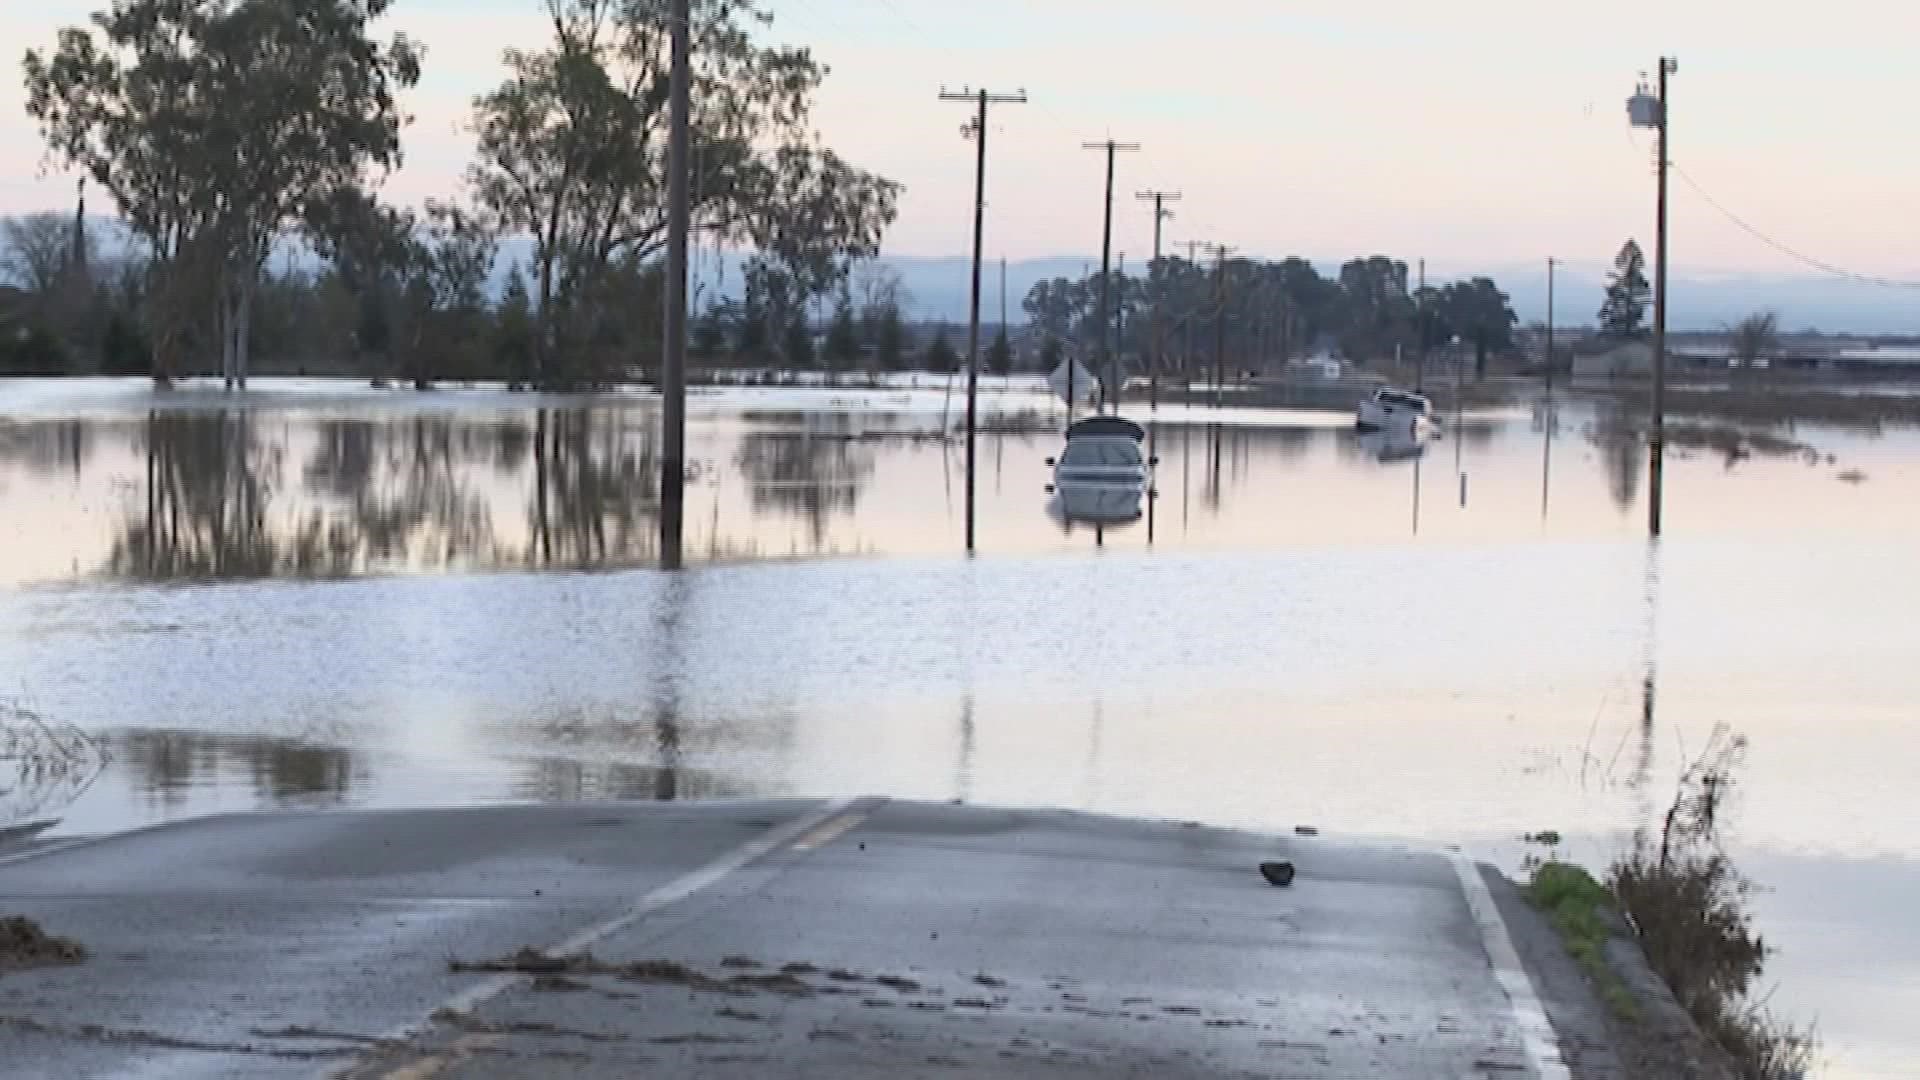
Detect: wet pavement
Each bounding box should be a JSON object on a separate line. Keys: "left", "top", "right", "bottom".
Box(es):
{"left": 0, "top": 799, "right": 1596, "bottom": 1079}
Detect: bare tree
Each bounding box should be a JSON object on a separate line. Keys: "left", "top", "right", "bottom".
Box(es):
{"left": 0, "top": 213, "right": 84, "bottom": 296}
{"left": 1729, "top": 311, "right": 1780, "bottom": 370}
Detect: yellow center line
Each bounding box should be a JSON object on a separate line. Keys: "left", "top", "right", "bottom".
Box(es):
{"left": 791, "top": 808, "right": 871, "bottom": 851}
{"left": 369, "top": 1032, "right": 499, "bottom": 1080}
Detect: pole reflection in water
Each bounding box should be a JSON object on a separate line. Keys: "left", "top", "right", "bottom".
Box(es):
{"left": 1082, "top": 697, "right": 1105, "bottom": 807}
{"left": 1540, "top": 395, "right": 1555, "bottom": 522}
{"left": 1631, "top": 538, "right": 1663, "bottom": 808}
{"left": 649, "top": 572, "right": 693, "bottom": 801}
{"left": 1206, "top": 423, "right": 1223, "bottom": 513}
{"left": 1181, "top": 424, "right": 1192, "bottom": 533}
{"left": 1410, "top": 452, "right": 1423, "bottom": 536}
{"left": 1146, "top": 426, "right": 1157, "bottom": 547}
{"left": 955, "top": 691, "right": 976, "bottom": 803}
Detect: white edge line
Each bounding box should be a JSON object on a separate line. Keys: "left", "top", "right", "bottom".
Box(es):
{"left": 372, "top": 797, "right": 863, "bottom": 1044}
{"left": 1451, "top": 853, "right": 1574, "bottom": 1080}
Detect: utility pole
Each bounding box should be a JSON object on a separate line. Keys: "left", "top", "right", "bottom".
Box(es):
{"left": 942, "top": 86, "right": 1026, "bottom": 554}
{"left": 1082, "top": 139, "right": 1139, "bottom": 414}
{"left": 659, "top": 0, "right": 691, "bottom": 569}
{"left": 1650, "top": 58, "right": 1675, "bottom": 538}
{"left": 999, "top": 256, "right": 1007, "bottom": 352}
{"left": 1136, "top": 190, "right": 1180, "bottom": 412}
{"left": 1545, "top": 257, "right": 1558, "bottom": 395}
{"left": 1116, "top": 252, "right": 1127, "bottom": 395}
{"left": 1183, "top": 239, "right": 1202, "bottom": 393}
{"left": 1415, "top": 258, "right": 1427, "bottom": 394}
{"left": 1199, "top": 242, "right": 1236, "bottom": 408}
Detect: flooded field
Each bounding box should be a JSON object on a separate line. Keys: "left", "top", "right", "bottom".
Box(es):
{"left": 2, "top": 376, "right": 1917, "bottom": 1077}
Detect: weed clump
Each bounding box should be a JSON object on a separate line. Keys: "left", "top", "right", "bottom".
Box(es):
{"left": 1607, "top": 727, "right": 1815, "bottom": 1080}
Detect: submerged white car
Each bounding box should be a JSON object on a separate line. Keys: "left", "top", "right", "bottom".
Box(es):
{"left": 1047, "top": 416, "right": 1152, "bottom": 487}
{"left": 1355, "top": 387, "right": 1435, "bottom": 433}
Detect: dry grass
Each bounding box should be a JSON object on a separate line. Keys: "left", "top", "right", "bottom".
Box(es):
{"left": 1615, "top": 384, "right": 1920, "bottom": 430}
{"left": 1608, "top": 727, "right": 1816, "bottom": 1080}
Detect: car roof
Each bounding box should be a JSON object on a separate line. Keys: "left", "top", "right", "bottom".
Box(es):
{"left": 1066, "top": 416, "right": 1147, "bottom": 441}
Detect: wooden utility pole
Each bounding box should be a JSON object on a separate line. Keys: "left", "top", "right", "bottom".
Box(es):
{"left": 1136, "top": 190, "right": 1180, "bottom": 411}
{"left": 1649, "top": 58, "right": 1675, "bottom": 538}
{"left": 942, "top": 86, "right": 1026, "bottom": 554}
{"left": 1545, "top": 256, "right": 1558, "bottom": 394}
{"left": 1415, "top": 258, "right": 1427, "bottom": 394}
{"left": 659, "top": 0, "right": 691, "bottom": 569}
{"left": 1199, "top": 242, "right": 1236, "bottom": 408}
{"left": 1082, "top": 139, "right": 1139, "bottom": 413}
{"left": 999, "top": 256, "right": 1007, "bottom": 350}
{"left": 1182, "top": 240, "right": 1202, "bottom": 391}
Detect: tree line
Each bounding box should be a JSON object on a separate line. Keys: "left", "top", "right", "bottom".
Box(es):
{"left": 1021, "top": 255, "right": 1521, "bottom": 379}
{"left": 5, "top": 0, "right": 899, "bottom": 389}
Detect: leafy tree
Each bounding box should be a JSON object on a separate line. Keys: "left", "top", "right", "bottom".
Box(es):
{"left": 495, "top": 268, "right": 536, "bottom": 388}
{"left": 400, "top": 202, "right": 499, "bottom": 387}
{"left": 1039, "top": 337, "right": 1064, "bottom": 373}
{"left": 305, "top": 186, "right": 420, "bottom": 378}
{"left": 1022, "top": 277, "right": 1080, "bottom": 343}
{"left": 100, "top": 309, "right": 150, "bottom": 375}
{"left": 466, "top": 0, "right": 897, "bottom": 388}
{"left": 1439, "top": 277, "right": 1517, "bottom": 378}
{"left": 691, "top": 300, "right": 731, "bottom": 360}
{"left": 923, "top": 326, "right": 959, "bottom": 374}
{"left": 1271, "top": 257, "right": 1336, "bottom": 360}
{"left": 783, "top": 317, "right": 815, "bottom": 370}
{"left": 24, "top": 0, "right": 421, "bottom": 385}
{"left": 986, "top": 329, "right": 1013, "bottom": 375}
{"left": 871, "top": 303, "right": 905, "bottom": 371}
{"left": 0, "top": 322, "right": 68, "bottom": 375}
{"left": 1335, "top": 256, "right": 1413, "bottom": 363}
{"left": 1600, "top": 240, "right": 1651, "bottom": 340}
{"left": 824, "top": 302, "right": 860, "bottom": 374}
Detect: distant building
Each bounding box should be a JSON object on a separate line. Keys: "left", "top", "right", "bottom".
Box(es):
{"left": 1571, "top": 339, "right": 1653, "bottom": 378}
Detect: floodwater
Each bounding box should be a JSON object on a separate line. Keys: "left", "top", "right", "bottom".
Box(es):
{"left": 1, "top": 376, "right": 1917, "bottom": 1078}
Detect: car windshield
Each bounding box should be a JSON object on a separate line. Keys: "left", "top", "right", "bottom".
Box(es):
{"left": 1061, "top": 438, "right": 1142, "bottom": 466}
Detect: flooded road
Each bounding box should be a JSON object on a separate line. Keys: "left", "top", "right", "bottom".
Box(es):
{"left": 2, "top": 376, "right": 1917, "bottom": 1077}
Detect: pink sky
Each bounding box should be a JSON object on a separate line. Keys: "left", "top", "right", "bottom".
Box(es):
{"left": 5, "top": 0, "right": 1919, "bottom": 279}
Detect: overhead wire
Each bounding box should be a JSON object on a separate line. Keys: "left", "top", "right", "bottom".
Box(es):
{"left": 1668, "top": 163, "right": 1920, "bottom": 290}
{"left": 1623, "top": 122, "right": 1920, "bottom": 290}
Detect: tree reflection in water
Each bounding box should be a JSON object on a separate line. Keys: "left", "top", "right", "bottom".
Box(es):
{"left": 118, "top": 730, "right": 358, "bottom": 809}
{"left": 298, "top": 415, "right": 504, "bottom": 574}
{"left": 734, "top": 415, "right": 876, "bottom": 548}
{"left": 529, "top": 408, "right": 661, "bottom": 568}
{"left": 103, "top": 410, "right": 549, "bottom": 580}
{"left": 0, "top": 418, "right": 93, "bottom": 481}
{"left": 1590, "top": 402, "right": 1644, "bottom": 512}
{"left": 111, "top": 409, "right": 281, "bottom": 579}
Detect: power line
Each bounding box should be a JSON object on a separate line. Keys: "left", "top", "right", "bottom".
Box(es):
{"left": 1669, "top": 163, "right": 1920, "bottom": 290}
{"left": 1623, "top": 123, "right": 1920, "bottom": 291}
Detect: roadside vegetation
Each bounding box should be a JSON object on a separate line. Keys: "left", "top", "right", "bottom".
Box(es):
{"left": 1, "top": 703, "right": 102, "bottom": 977}
{"left": 1525, "top": 727, "right": 1814, "bottom": 1080}
{"left": 1600, "top": 382, "right": 1920, "bottom": 430}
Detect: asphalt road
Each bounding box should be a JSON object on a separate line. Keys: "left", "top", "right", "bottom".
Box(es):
{"left": 0, "top": 799, "right": 1595, "bottom": 1078}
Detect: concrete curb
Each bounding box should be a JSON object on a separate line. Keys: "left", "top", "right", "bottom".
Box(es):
{"left": 1599, "top": 911, "right": 1741, "bottom": 1080}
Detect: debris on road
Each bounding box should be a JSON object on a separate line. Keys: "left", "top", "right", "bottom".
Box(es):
{"left": 0, "top": 915, "right": 86, "bottom": 973}
{"left": 1258, "top": 861, "right": 1296, "bottom": 888}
